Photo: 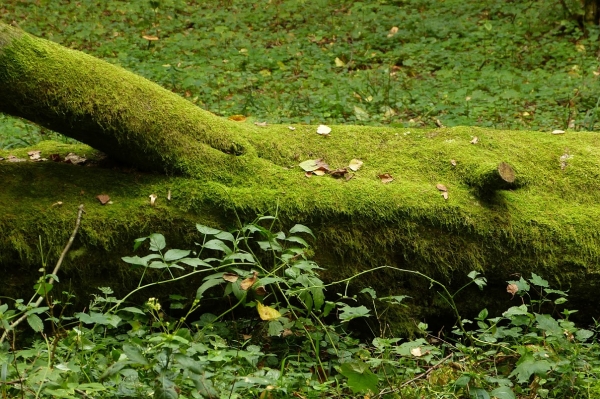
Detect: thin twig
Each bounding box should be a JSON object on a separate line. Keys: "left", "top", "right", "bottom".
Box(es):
{"left": 0, "top": 205, "right": 85, "bottom": 344}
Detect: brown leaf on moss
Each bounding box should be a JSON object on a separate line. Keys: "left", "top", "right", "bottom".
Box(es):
{"left": 282, "top": 329, "right": 293, "bottom": 337}
{"left": 96, "top": 194, "right": 110, "bottom": 205}
{"left": 7, "top": 155, "right": 25, "bottom": 162}
{"left": 345, "top": 173, "right": 355, "bottom": 181}
{"left": 50, "top": 154, "right": 61, "bottom": 162}
{"left": 149, "top": 194, "right": 157, "bottom": 206}
{"left": 442, "top": 191, "right": 449, "bottom": 200}
{"left": 254, "top": 121, "right": 268, "bottom": 127}
{"left": 241, "top": 271, "right": 258, "bottom": 290}
{"left": 305, "top": 171, "right": 313, "bottom": 177}
{"left": 450, "top": 159, "right": 457, "bottom": 166}
{"left": 378, "top": 173, "right": 394, "bottom": 183}
{"left": 436, "top": 184, "right": 448, "bottom": 192}
{"left": 142, "top": 35, "right": 159, "bottom": 41}
{"left": 27, "top": 150, "right": 41, "bottom": 160}
{"left": 470, "top": 136, "right": 479, "bottom": 144}
{"left": 228, "top": 114, "right": 247, "bottom": 122}
{"left": 348, "top": 158, "right": 363, "bottom": 171}
{"left": 330, "top": 168, "right": 348, "bottom": 178}
{"left": 313, "top": 169, "right": 327, "bottom": 176}
{"left": 64, "top": 153, "right": 86, "bottom": 165}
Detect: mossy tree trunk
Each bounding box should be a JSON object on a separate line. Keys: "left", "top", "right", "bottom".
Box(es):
{"left": 2, "top": 22, "right": 600, "bottom": 325}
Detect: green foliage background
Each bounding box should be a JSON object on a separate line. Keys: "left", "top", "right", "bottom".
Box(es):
{"left": 2, "top": 0, "right": 600, "bottom": 150}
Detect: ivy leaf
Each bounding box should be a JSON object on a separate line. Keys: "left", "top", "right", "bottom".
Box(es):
{"left": 339, "top": 360, "right": 378, "bottom": 394}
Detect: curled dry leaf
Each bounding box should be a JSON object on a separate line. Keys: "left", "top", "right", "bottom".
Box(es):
{"left": 241, "top": 271, "right": 259, "bottom": 291}
{"left": 288, "top": 126, "right": 296, "bottom": 131}
{"left": 255, "top": 286, "right": 267, "bottom": 296}
{"left": 348, "top": 158, "right": 363, "bottom": 171}
{"left": 223, "top": 272, "right": 239, "bottom": 283}
{"left": 242, "top": 334, "right": 252, "bottom": 340}
{"left": 282, "top": 329, "right": 293, "bottom": 338}
{"left": 228, "top": 114, "right": 247, "bottom": 122}
{"left": 167, "top": 189, "right": 171, "bottom": 201}
{"left": 330, "top": 168, "right": 348, "bottom": 178}
{"left": 149, "top": 194, "right": 157, "bottom": 206}
{"left": 64, "top": 153, "right": 86, "bottom": 165}
{"left": 442, "top": 191, "right": 449, "bottom": 200}
{"left": 254, "top": 121, "right": 268, "bottom": 127}
{"left": 410, "top": 347, "right": 422, "bottom": 357}
{"left": 51, "top": 201, "right": 63, "bottom": 207}
{"left": 299, "top": 159, "right": 330, "bottom": 172}
{"left": 7, "top": 155, "right": 25, "bottom": 162}
{"left": 27, "top": 150, "right": 41, "bottom": 160}
{"left": 313, "top": 169, "right": 327, "bottom": 176}
{"left": 96, "top": 194, "right": 110, "bottom": 205}
{"left": 507, "top": 283, "right": 519, "bottom": 298}
{"left": 316, "top": 124, "right": 331, "bottom": 135}
{"left": 470, "top": 136, "right": 479, "bottom": 144}
{"left": 435, "top": 119, "right": 445, "bottom": 128}
{"left": 387, "top": 26, "right": 399, "bottom": 37}
{"left": 436, "top": 184, "right": 448, "bottom": 192}
{"left": 50, "top": 154, "right": 61, "bottom": 162}
{"left": 305, "top": 171, "right": 313, "bottom": 178}
{"left": 552, "top": 129, "right": 565, "bottom": 135}
{"left": 450, "top": 159, "right": 457, "bottom": 166}
{"left": 142, "top": 35, "right": 159, "bottom": 41}
{"left": 378, "top": 173, "right": 394, "bottom": 184}
{"left": 257, "top": 302, "right": 281, "bottom": 321}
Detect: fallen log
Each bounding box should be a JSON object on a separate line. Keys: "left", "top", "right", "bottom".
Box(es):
{"left": 2, "top": 22, "right": 600, "bottom": 327}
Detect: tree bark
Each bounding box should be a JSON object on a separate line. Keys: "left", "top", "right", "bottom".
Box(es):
{"left": 2, "top": 22, "right": 600, "bottom": 323}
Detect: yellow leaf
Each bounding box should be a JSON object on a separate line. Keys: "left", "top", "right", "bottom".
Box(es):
{"left": 257, "top": 302, "right": 281, "bottom": 321}
{"left": 334, "top": 57, "right": 345, "bottom": 67}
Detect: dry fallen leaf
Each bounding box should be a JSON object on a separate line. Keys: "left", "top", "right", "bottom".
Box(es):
{"left": 387, "top": 26, "right": 399, "bottom": 37}
{"left": 254, "top": 121, "right": 268, "bottom": 127}
{"left": 282, "top": 329, "right": 293, "bottom": 337}
{"left": 7, "top": 155, "right": 25, "bottom": 162}
{"left": 28, "top": 150, "right": 41, "bottom": 160}
{"left": 142, "top": 35, "right": 159, "bottom": 41}
{"left": 228, "top": 114, "right": 247, "bottom": 122}
{"left": 345, "top": 173, "right": 354, "bottom": 181}
{"left": 51, "top": 201, "right": 63, "bottom": 207}
{"left": 242, "top": 334, "right": 252, "bottom": 340}
{"left": 64, "top": 153, "right": 86, "bottom": 165}
{"left": 330, "top": 168, "right": 348, "bottom": 178}
{"left": 241, "top": 271, "right": 258, "bottom": 291}
{"left": 436, "top": 184, "right": 448, "bottom": 192}
{"left": 288, "top": 126, "right": 296, "bottom": 131}
{"left": 223, "top": 272, "right": 239, "bottom": 283}
{"left": 167, "top": 189, "right": 172, "bottom": 201}
{"left": 552, "top": 129, "right": 565, "bottom": 135}
{"left": 255, "top": 286, "right": 267, "bottom": 296}
{"left": 149, "top": 194, "right": 157, "bottom": 206}
{"left": 410, "top": 347, "right": 422, "bottom": 357}
{"left": 96, "top": 194, "right": 110, "bottom": 205}
{"left": 378, "top": 173, "right": 394, "bottom": 184}
{"left": 435, "top": 119, "right": 445, "bottom": 128}
{"left": 313, "top": 169, "right": 327, "bottom": 176}
{"left": 348, "top": 158, "right": 364, "bottom": 171}
{"left": 257, "top": 302, "right": 281, "bottom": 321}
{"left": 50, "top": 154, "right": 61, "bottom": 162}
{"left": 507, "top": 283, "right": 519, "bottom": 298}
{"left": 317, "top": 125, "right": 331, "bottom": 135}
{"left": 442, "top": 191, "right": 449, "bottom": 200}
{"left": 305, "top": 171, "right": 313, "bottom": 178}
{"left": 450, "top": 159, "right": 457, "bottom": 166}
{"left": 470, "top": 136, "right": 479, "bottom": 144}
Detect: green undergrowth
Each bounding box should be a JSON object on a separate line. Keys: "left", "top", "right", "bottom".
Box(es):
{"left": 1, "top": 217, "right": 599, "bottom": 398}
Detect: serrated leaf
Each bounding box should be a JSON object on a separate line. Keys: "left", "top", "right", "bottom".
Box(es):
{"left": 509, "top": 353, "right": 551, "bottom": 383}
{"left": 338, "top": 305, "right": 370, "bottom": 321}
{"left": 196, "top": 224, "right": 222, "bottom": 235}
{"left": 529, "top": 273, "right": 549, "bottom": 287}
{"left": 163, "top": 249, "right": 191, "bottom": 262}
{"left": 203, "top": 239, "right": 232, "bottom": 254}
{"left": 490, "top": 386, "right": 516, "bottom": 399}
{"left": 123, "top": 344, "right": 148, "bottom": 365}
{"left": 470, "top": 388, "right": 490, "bottom": 399}
{"left": 148, "top": 234, "right": 166, "bottom": 251}
{"left": 339, "top": 361, "right": 378, "bottom": 394}
{"left": 26, "top": 314, "right": 44, "bottom": 332}
{"left": 289, "top": 224, "right": 315, "bottom": 238}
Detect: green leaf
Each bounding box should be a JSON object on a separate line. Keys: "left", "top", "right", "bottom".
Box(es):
{"left": 154, "top": 387, "right": 178, "bottom": 399}
{"left": 123, "top": 344, "right": 148, "bottom": 365}
{"left": 149, "top": 233, "right": 166, "bottom": 251}
{"left": 534, "top": 313, "right": 561, "bottom": 335}
{"left": 490, "top": 386, "right": 516, "bottom": 399}
{"left": 454, "top": 374, "right": 471, "bottom": 388}
{"left": 529, "top": 273, "right": 549, "bottom": 288}
{"left": 339, "top": 360, "right": 378, "bottom": 394}
{"left": 509, "top": 353, "right": 551, "bottom": 383}
{"left": 163, "top": 249, "right": 190, "bottom": 262}
{"left": 179, "top": 258, "right": 211, "bottom": 268}
{"left": 470, "top": 388, "right": 490, "bottom": 399}
{"left": 338, "top": 305, "right": 370, "bottom": 322}
{"left": 360, "top": 287, "right": 377, "bottom": 299}
{"left": 196, "top": 278, "right": 225, "bottom": 299}
{"left": 203, "top": 239, "right": 232, "bottom": 254}
{"left": 215, "top": 231, "right": 235, "bottom": 241}
{"left": 285, "top": 235, "right": 309, "bottom": 247}
{"left": 118, "top": 306, "right": 145, "bottom": 315}
{"left": 289, "top": 224, "right": 315, "bottom": 238}
{"left": 575, "top": 329, "right": 594, "bottom": 341}
{"left": 26, "top": 314, "right": 44, "bottom": 332}
{"left": 133, "top": 236, "right": 148, "bottom": 251}
{"left": 34, "top": 282, "right": 53, "bottom": 295}
{"left": 196, "top": 224, "right": 221, "bottom": 235}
